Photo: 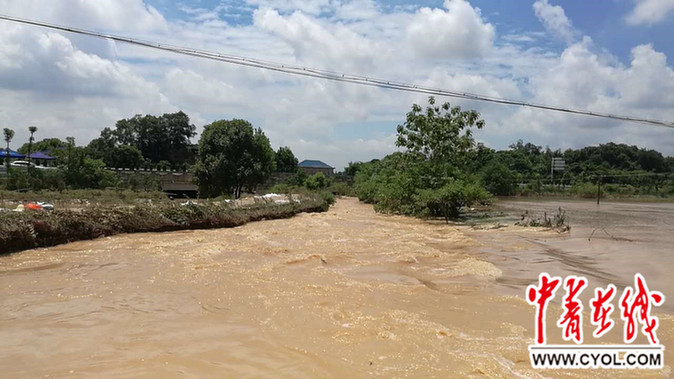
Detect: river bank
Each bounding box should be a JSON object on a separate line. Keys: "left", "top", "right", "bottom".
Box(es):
{"left": 0, "top": 198, "right": 671, "bottom": 377}
{"left": 0, "top": 194, "right": 331, "bottom": 255}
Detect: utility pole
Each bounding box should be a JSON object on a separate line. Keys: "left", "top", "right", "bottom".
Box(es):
{"left": 596, "top": 176, "right": 602, "bottom": 205}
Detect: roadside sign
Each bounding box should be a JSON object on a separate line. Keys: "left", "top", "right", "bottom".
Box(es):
{"left": 551, "top": 158, "right": 565, "bottom": 179}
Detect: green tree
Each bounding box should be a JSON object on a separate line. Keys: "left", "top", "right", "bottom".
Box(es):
{"left": 467, "top": 143, "right": 495, "bottom": 173}
{"left": 275, "top": 146, "right": 298, "bottom": 172}
{"left": 480, "top": 160, "right": 516, "bottom": 196}
{"left": 195, "top": 119, "right": 276, "bottom": 198}
{"left": 304, "top": 173, "right": 327, "bottom": 190}
{"left": 63, "top": 158, "right": 118, "bottom": 189}
{"left": 111, "top": 145, "right": 144, "bottom": 169}
{"left": 3, "top": 128, "right": 15, "bottom": 171}
{"left": 413, "top": 180, "right": 490, "bottom": 222}
{"left": 65, "top": 137, "right": 76, "bottom": 180}
{"left": 18, "top": 138, "right": 66, "bottom": 155}
{"left": 27, "top": 126, "right": 38, "bottom": 161}
{"left": 356, "top": 98, "right": 490, "bottom": 219}
{"left": 287, "top": 167, "right": 308, "bottom": 186}
{"left": 344, "top": 161, "right": 364, "bottom": 176}
{"left": 396, "top": 96, "right": 484, "bottom": 167}
{"left": 88, "top": 130, "right": 143, "bottom": 169}
{"left": 87, "top": 127, "right": 116, "bottom": 163}
{"left": 109, "top": 111, "right": 196, "bottom": 167}
{"left": 49, "top": 137, "right": 117, "bottom": 189}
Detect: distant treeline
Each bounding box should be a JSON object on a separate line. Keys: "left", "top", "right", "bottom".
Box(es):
{"left": 4, "top": 105, "right": 673, "bottom": 202}
{"left": 348, "top": 97, "right": 674, "bottom": 222}
{"left": 2, "top": 112, "right": 301, "bottom": 196}
{"left": 349, "top": 140, "right": 674, "bottom": 199}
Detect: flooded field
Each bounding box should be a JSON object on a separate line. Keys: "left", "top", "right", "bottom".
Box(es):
{"left": 476, "top": 199, "right": 674, "bottom": 312}
{"left": 1, "top": 198, "right": 673, "bottom": 377}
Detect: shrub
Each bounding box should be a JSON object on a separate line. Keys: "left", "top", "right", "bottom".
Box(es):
{"left": 6, "top": 168, "right": 28, "bottom": 190}
{"left": 328, "top": 181, "right": 354, "bottom": 196}
{"left": 413, "top": 180, "right": 491, "bottom": 221}
{"left": 319, "top": 190, "right": 335, "bottom": 206}
{"left": 480, "top": 161, "right": 515, "bottom": 196}
{"left": 287, "top": 169, "right": 308, "bottom": 186}
{"left": 304, "top": 173, "right": 328, "bottom": 190}
{"left": 354, "top": 152, "right": 491, "bottom": 220}
{"left": 572, "top": 182, "right": 597, "bottom": 198}
{"left": 63, "top": 158, "right": 120, "bottom": 189}
{"left": 40, "top": 169, "right": 66, "bottom": 191}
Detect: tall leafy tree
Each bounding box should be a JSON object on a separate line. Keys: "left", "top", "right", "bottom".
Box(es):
{"left": 275, "top": 146, "right": 298, "bottom": 172}
{"left": 87, "top": 127, "right": 116, "bottom": 163}
{"left": 3, "top": 128, "right": 15, "bottom": 170}
{"left": 111, "top": 145, "right": 144, "bottom": 169}
{"left": 88, "top": 128, "right": 143, "bottom": 169}
{"left": 480, "top": 161, "right": 516, "bottom": 196}
{"left": 195, "top": 119, "right": 276, "bottom": 198}
{"left": 355, "top": 98, "right": 491, "bottom": 220}
{"left": 50, "top": 137, "right": 117, "bottom": 189}
{"left": 18, "top": 138, "right": 67, "bottom": 155}
{"left": 108, "top": 111, "right": 196, "bottom": 167}
{"left": 396, "top": 96, "right": 484, "bottom": 167}
{"left": 344, "top": 161, "right": 364, "bottom": 176}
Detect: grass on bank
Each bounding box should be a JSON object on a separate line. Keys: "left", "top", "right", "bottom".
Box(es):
{"left": 0, "top": 189, "right": 169, "bottom": 209}
{"left": 0, "top": 193, "right": 332, "bottom": 255}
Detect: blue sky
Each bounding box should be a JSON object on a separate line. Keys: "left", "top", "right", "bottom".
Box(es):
{"left": 145, "top": 0, "right": 674, "bottom": 63}
{"left": 0, "top": 0, "right": 673, "bottom": 170}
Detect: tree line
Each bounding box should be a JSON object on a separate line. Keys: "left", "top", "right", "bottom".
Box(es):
{"left": 2, "top": 112, "right": 300, "bottom": 197}
{"left": 4, "top": 102, "right": 673, "bottom": 208}
{"left": 471, "top": 140, "right": 674, "bottom": 197}
{"left": 349, "top": 97, "right": 674, "bottom": 220}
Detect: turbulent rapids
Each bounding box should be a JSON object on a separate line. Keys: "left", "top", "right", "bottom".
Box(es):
{"left": 1, "top": 198, "right": 672, "bottom": 377}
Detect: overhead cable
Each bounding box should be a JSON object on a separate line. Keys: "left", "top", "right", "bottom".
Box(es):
{"left": 1, "top": 14, "right": 674, "bottom": 129}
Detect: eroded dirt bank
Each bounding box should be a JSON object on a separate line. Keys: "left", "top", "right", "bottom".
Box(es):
{"left": 1, "top": 198, "right": 672, "bottom": 377}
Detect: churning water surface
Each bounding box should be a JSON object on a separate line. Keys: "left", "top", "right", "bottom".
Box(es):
{"left": 1, "top": 198, "right": 672, "bottom": 377}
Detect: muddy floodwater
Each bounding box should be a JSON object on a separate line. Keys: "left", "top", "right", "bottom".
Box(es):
{"left": 1, "top": 198, "right": 673, "bottom": 377}
{"left": 480, "top": 199, "right": 674, "bottom": 311}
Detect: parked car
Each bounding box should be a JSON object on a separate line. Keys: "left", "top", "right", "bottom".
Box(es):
{"left": 9, "top": 161, "right": 55, "bottom": 170}
{"left": 10, "top": 160, "right": 37, "bottom": 169}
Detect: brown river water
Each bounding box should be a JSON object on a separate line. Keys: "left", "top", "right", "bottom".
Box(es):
{"left": 1, "top": 197, "right": 673, "bottom": 377}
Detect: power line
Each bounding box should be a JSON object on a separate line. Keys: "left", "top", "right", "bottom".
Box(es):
{"left": 2, "top": 14, "right": 674, "bottom": 130}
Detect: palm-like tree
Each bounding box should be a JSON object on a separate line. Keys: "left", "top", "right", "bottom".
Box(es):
{"left": 3, "top": 128, "right": 15, "bottom": 170}
{"left": 27, "top": 126, "right": 38, "bottom": 162}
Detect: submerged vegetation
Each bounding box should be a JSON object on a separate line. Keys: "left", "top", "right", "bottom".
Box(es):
{"left": 515, "top": 208, "right": 570, "bottom": 232}
{"left": 0, "top": 194, "right": 331, "bottom": 255}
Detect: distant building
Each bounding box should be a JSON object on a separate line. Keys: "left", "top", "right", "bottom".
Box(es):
{"left": 298, "top": 159, "right": 334, "bottom": 176}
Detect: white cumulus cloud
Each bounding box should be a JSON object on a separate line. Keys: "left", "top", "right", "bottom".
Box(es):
{"left": 406, "top": 0, "right": 495, "bottom": 59}
{"left": 0, "top": 0, "right": 168, "bottom": 33}
{"left": 626, "top": 0, "right": 674, "bottom": 25}
{"left": 0, "top": 0, "right": 672, "bottom": 170}
{"left": 532, "top": 0, "right": 576, "bottom": 44}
